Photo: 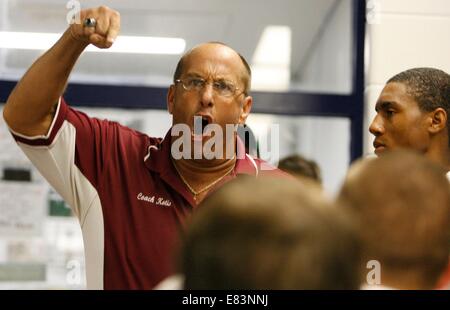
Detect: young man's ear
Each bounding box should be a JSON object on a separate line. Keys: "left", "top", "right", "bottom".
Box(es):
{"left": 167, "top": 84, "right": 175, "bottom": 115}
{"left": 429, "top": 108, "right": 447, "bottom": 134}
{"left": 239, "top": 95, "right": 253, "bottom": 125}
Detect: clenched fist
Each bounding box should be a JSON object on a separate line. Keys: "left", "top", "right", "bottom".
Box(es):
{"left": 69, "top": 6, "right": 120, "bottom": 49}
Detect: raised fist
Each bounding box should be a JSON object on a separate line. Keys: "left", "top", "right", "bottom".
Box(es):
{"left": 69, "top": 6, "right": 120, "bottom": 49}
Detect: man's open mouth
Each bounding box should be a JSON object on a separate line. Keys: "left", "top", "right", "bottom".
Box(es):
{"left": 192, "top": 115, "right": 213, "bottom": 140}
{"left": 201, "top": 116, "right": 210, "bottom": 131}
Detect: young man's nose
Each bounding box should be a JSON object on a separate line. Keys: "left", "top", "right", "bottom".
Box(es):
{"left": 369, "top": 115, "right": 384, "bottom": 136}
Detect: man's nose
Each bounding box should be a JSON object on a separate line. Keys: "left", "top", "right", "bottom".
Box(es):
{"left": 369, "top": 114, "right": 384, "bottom": 136}
{"left": 199, "top": 83, "right": 214, "bottom": 107}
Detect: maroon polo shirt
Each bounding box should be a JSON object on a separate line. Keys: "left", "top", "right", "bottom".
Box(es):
{"left": 10, "top": 97, "right": 286, "bottom": 289}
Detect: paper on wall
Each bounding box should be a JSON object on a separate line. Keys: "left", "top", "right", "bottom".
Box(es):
{"left": 0, "top": 182, "right": 47, "bottom": 237}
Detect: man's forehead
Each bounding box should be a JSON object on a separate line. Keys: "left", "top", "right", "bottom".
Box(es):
{"left": 381, "top": 82, "right": 408, "bottom": 96}
{"left": 185, "top": 44, "right": 239, "bottom": 64}
{"left": 188, "top": 43, "right": 239, "bottom": 57}
{"left": 183, "top": 44, "right": 244, "bottom": 73}
{"left": 377, "top": 82, "right": 416, "bottom": 107}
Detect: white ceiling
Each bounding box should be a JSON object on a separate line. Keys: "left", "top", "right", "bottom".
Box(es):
{"left": 0, "top": 0, "right": 344, "bottom": 87}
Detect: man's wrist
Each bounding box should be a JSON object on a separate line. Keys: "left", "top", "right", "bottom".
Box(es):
{"left": 67, "top": 26, "right": 90, "bottom": 48}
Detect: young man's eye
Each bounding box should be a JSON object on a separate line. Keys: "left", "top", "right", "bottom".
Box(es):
{"left": 386, "top": 110, "right": 395, "bottom": 117}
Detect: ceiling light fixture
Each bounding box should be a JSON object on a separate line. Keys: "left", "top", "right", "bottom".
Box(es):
{"left": 251, "top": 25, "right": 292, "bottom": 91}
{"left": 0, "top": 31, "right": 186, "bottom": 55}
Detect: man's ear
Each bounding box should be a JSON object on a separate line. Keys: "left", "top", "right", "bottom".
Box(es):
{"left": 167, "top": 84, "right": 175, "bottom": 114}
{"left": 239, "top": 95, "right": 253, "bottom": 124}
{"left": 428, "top": 108, "right": 447, "bottom": 134}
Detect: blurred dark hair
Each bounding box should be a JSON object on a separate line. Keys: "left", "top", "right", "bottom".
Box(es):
{"left": 278, "top": 154, "right": 322, "bottom": 183}
{"left": 180, "top": 176, "right": 361, "bottom": 289}
{"left": 337, "top": 150, "right": 450, "bottom": 289}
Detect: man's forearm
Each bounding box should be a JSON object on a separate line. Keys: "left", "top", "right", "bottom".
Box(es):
{"left": 3, "top": 28, "right": 88, "bottom": 135}
{"left": 3, "top": 6, "right": 120, "bottom": 136}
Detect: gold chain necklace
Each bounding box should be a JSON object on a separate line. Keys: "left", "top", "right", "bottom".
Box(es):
{"left": 171, "top": 159, "right": 235, "bottom": 201}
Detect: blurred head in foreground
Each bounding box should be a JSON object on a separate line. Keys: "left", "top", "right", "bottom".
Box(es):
{"left": 180, "top": 176, "right": 361, "bottom": 289}
{"left": 337, "top": 150, "right": 450, "bottom": 289}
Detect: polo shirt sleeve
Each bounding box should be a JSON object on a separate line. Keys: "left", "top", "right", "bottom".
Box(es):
{"left": 9, "top": 97, "right": 115, "bottom": 223}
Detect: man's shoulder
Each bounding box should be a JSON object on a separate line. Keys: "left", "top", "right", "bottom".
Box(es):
{"left": 98, "top": 119, "right": 162, "bottom": 148}
{"left": 87, "top": 118, "right": 165, "bottom": 161}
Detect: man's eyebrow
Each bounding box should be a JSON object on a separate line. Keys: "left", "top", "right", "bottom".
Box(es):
{"left": 184, "top": 72, "right": 203, "bottom": 78}
{"left": 375, "top": 101, "right": 397, "bottom": 112}
{"left": 184, "top": 73, "right": 234, "bottom": 82}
